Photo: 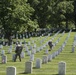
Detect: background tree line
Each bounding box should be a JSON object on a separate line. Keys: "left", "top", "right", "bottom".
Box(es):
{"left": 0, "top": 0, "right": 75, "bottom": 42}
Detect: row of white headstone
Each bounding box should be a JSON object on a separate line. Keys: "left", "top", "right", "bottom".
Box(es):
{"left": 0, "top": 45, "right": 14, "bottom": 55}
{"left": 34, "top": 30, "right": 62, "bottom": 52}
{"left": 6, "top": 34, "right": 69, "bottom": 73}
{"left": 22, "top": 30, "right": 67, "bottom": 62}
{"left": 5, "top": 30, "right": 71, "bottom": 75}
{"left": 0, "top": 33, "right": 66, "bottom": 64}
{"left": 72, "top": 35, "right": 76, "bottom": 53}
{"left": 31, "top": 29, "right": 60, "bottom": 46}
{"left": 6, "top": 61, "right": 66, "bottom": 75}
{"left": 1, "top": 31, "right": 41, "bottom": 40}
{"left": 0, "top": 52, "right": 25, "bottom": 64}
{"left": 26, "top": 30, "right": 71, "bottom": 67}
{"left": 0, "top": 30, "right": 61, "bottom": 57}
{"left": 42, "top": 30, "right": 70, "bottom": 64}
{"left": 53, "top": 31, "right": 65, "bottom": 47}
{"left": 0, "top": 30, "right": 71, "bottom": 64}
{"left": 36, "top": 30, "right": 71, "bottom": 74}
{"left": 36, "top": 30, "right": 71, "bottom": 72}
{"left": 51, "top": 30, "right": 62, "bottom": 41}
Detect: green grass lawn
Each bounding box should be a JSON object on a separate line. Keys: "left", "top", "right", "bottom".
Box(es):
{"left": 0, "top": 31, "right": 76, "bottom": 75}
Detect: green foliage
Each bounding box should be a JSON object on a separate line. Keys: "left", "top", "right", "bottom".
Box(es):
{"left": 27, "top": 0, "right": 52, "bottom": 28}
{"left": 12, "top": 0, "right": 35, "bottom": 32}
{"left": 27, "top": 19, "right": 39, "bottom": 32}
{"left": 28, "top": 0, "right": 75, "bottom": 29}
{"left": 0, "top": 0, "right": 75, "bottom": 37}
{"left": 0, "top": 0, "right": 36, "bottom": 35}
{"left": 50, "top": 0, "right": 74, "bottom": 28}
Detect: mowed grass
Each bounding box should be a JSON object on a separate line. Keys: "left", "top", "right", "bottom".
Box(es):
{"left": 0, "top": 31, "right": 76, "bottom": 75}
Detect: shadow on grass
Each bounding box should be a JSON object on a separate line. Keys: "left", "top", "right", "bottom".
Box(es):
{"left": 0, "top": 63, "right": 3, "bottom": 64}
{"left": 19, "top": 72, "right": 31, "bottom": 74}
{"left": 53, "top": 74, "right": 59, "bottom": 75}
{"left": 33, "top": 67, "right": 40, "bottom": 69}
{"left": 19, "top": 72, "right": 59, "bottom": 75}
{"left": 70, "top": 52, "right": 74, "bottom": 53}
{"left": 6, "top": 53, "right": 11, "bottom": 54}
{"left": 33, "top": 67, "right": 37, "bottom": 69}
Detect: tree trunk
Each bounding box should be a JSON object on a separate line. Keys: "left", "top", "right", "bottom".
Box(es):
{"left": 5, "top": 31, "right": 13, "bottom": 45}
{"left": 66, "top": 19, "right": 68, "bottom": 30}
{"left": 58, "top": 24, "right": 61, "bottom": 28}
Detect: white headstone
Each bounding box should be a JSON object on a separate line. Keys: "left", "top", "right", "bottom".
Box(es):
{"left": 33, "top": 44, "right": 36, "bottom": 48}
{"left": 20, "top": 34, "right": 22, "bottom": 39}
{"left": 42, "top": 56, "right": 48, "bottom": 64}
{"left": 20, "top": 41, "right": 22, "bottom": 45}
{"left": 2, "top": 55, "right": 7, "bottom": 64}
{"left": 48, "top": 54, "right": 52, "bottom": 62}
{"left": 1, "top": 50, "right": 5, "bottom": 55}
{"left": 6, "top": 66, "right": 16, "bottom": 75}
{"left": 32, "top": 40, "right": 34, "bottom": 44}
{"left": 14, "top": 46, "right": 16, "bottom": 51}
{"left": 10, "top": 45, "right": 13, "bottom": 49}
{"left": 26, "top": 35, "right": 28, "bottom": 38}
{"left": 62, "top": 44, "right": 65, "bottom": 48}
{"left": 36, "top": 58, "right": 42, "bottom": 68}
{"left": 58, "top": 61, "right": 66, "bottom": 75}
{"left": 54, "top": 42, "right": 56, "bottom": 46}
{"left": 21, "top": 51, "right": 25, "bottom": 58}
{"left": 2, "top": 35, "right": 4, "bottom": 41}
{"left": 72, "top": 47, "right": 75, "bottom": 53}
{"left": 40, "top": 41, "right": 42, "bottom": 44}
{"left": 29, "top": 46, "right": 33, "bottom": 50}
{"left": 8, "top": 48, "right": 12, "bottom": 53}
{"left": 28, "top": 42, "right": 30, "bottom": 46}
{"left": 6, "top": 43, "right": 8, "bottom": 46}
{"left": 40, "top": 46, "right": 43, "bottom": 50}
{"left": 24, "top": 44, "right": 27, "bottom": 48}
{"left": 56, "top": 51, "right": 59, "bottom": 56}
{"left": 36, "top": 47, "right": 40, "bottom": 52}
{"left": 27, "top": 51, "right": 31, "bottom": 56}
{"left": 45, "top": 50, "right": 48, "bottom": 54}
{"left": 43, "top": 44, "right": 46, "bottom": 48}
{"left": 24, "top": 45, "right": 28, "bottom": 52}
{"left": 0, "top": 45, "right": 3, "bottom": 49}
{"left": 52, "top": 53, "right": 55, "bottom": 59}
{"left": 56, "top": 40, "right": 58, "bottom": 44}
{"left": 12, "top": 54, "right": 16, "bottom": 61}
{"left": 12, "top": 34, "right": 14, "bottom": 38}
{"left": 25, "top": 61, "right": 33, "bottom": 73}
{"left": 31, "top": 49, "right": 36, "bottom": 54}
{"left": 30, "top": 54, "right": 34, "bottom": 61}
{"left": 3, "top": 41, "right": 5, "bottom": 45}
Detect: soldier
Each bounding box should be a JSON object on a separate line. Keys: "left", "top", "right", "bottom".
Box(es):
{"left": 48, "top": 40, "right": 53, "bottom": 51}
{"left": 14, "top": 42, "right": 23, "bottom": 62}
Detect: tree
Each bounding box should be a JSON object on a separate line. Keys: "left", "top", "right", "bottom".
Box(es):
{"left": 56, "top": 0, "right": 74, "bottom": 29}
{"left": 27, "top": 0, "right": 52, "bottom": 28}
{"left": 47, "top": 0, "right": 74, "bottom": 29}
{"left": 28, "top": 0, "right": 74, "bottom": 29}
{"left": 74, "top": 0, "right": 76, "bottom": 29}
{"left": 0, "top": 0, "right": 36, "bottom": 44}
